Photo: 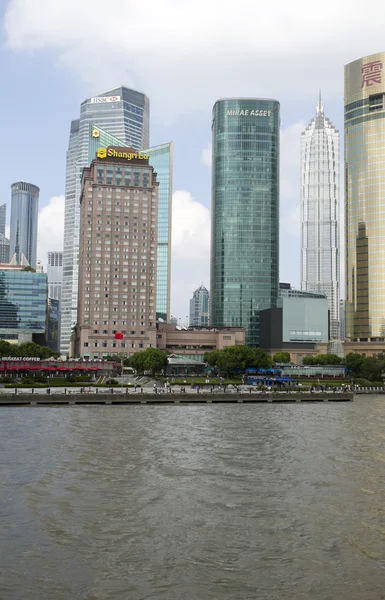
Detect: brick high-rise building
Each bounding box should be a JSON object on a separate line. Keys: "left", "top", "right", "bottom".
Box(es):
{"left": 73, "top": 146, "right": 159, "bottom": 358}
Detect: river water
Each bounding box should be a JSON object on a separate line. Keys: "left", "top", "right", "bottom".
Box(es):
{"left": 1, "top": 398, "right": 385, "bottom": 600}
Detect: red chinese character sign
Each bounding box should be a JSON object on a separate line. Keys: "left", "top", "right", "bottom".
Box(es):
{"left": 362, "top": 61, "right": 382, "bottom": 88}
{"left": 114, "top": 332, "right": 124, "bottom": 340}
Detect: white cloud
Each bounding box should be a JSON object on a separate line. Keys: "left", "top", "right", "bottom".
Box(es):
{"left": 5, "top": 0, "right": 385, "bottom": 118}
{"left": 280, "top": 120, "right": 306, "bottom": 238}
{"left": 200, "top": 142, "right": 212, "bottom": 168}
{"left": 37, "top": 195, "right": 64, "bottom": 269}
{"left": 171, "top": 190, "right": 210, "bottom": 320}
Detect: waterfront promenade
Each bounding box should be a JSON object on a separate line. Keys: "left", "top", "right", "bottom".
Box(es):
{"left": 0, "top": 387, "right": 354, "bottom": 405}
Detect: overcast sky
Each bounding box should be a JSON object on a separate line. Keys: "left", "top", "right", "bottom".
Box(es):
{"left": 1, "top": 0, "right": 384, "bottom": 322}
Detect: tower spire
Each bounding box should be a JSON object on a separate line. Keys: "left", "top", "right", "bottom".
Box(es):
{"left": 317, "top": 89, "right": 324, "bottom": 115}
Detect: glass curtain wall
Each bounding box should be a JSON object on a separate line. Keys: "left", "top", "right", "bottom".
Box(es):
{"left": 210, "top": 98, "right": 280, "bottom": 345}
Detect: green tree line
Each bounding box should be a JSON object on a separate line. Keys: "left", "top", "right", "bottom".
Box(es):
{"left": 303, "top": 352, "right": 385, "bottom": 382}
{"left": 0, "top": 341, "right": 59, "bottom": 359}
{"left": 102, "top": 347, "right": 385, "bottom": 383}
{"left": 204, "top": 345, "right": 273, "bottom": 377}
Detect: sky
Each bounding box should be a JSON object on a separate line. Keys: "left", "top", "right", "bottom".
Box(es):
{"left": 1, "top": 0, "right": 385, "bottom": 322}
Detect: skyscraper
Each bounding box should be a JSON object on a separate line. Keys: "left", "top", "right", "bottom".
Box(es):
{"left": 0, "top": 235, "right": 10, "bottom": 264}
{"left": 340, "top": 299, "right": 345, "bottom": 341}
{"left": 210, "top": 98, "right": 280, "bottom": 345}
{"left": 87, "top": 125, "right": 172, "bottom": 322}
{"left": 61, "top": 86, "right": 150, "bottom": 355}
{"left": 74, "top": 147, "right": 158, "bottom": 358}
{"left": 10, "top": 182, "right": 39, "bottom": 268}
{"left": 189, "top": 284, "right": 209, "bottom": 326}
{"left": 300, "top": 94, "right": 340, "bottom": 339}
{"left": 0, "top": 204, "right": 6, "bottom": 237}
{"left": 47, "top": 251, "right": 63, "bottom": 304}
{"left": 345, "top": 52, "right": 385, "bottom": 341}
{"left": 0, "top": 204, "right": 10, "bottom": 264}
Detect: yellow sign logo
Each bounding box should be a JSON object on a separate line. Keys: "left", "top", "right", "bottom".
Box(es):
{"left": 96, "top": 146, "right": 149, "bottom": 161}
{"left": 96, "top": 147, "right": 107, "bottom": 159}
{"left": 92, "top": 129, "right": 100, "bottom": 138}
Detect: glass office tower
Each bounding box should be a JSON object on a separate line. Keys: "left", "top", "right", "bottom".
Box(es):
{"left": 142, "top": 142, "right": 173, "bottom": 321}
{"left": 0, "top": 270, "right": 47, "bottom": 341}
{"left": 345, "top": 52, "right": 385, "bottom": 340}
{"left": 61, "top": 86, "right": 150, "bottom": 354}
{"left": 10, "top": 182, "right": 39, "bottom": 268}
{"left": 88, "top": 125, "right": 172, "bottom": 322}
{"left": 189, "top": 284, "right": 209, "bottom": 326}
{"left": 301, "top": 94, "right": 340, "bottom": 339}
{"left": 210, "top": 98, "right": 280, "bottom": 345}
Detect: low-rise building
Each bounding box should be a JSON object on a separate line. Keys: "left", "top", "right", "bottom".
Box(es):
{"left": 0, "top": 269, "right": 48, "bottom": 344}
{"left": 260, "top": 292, "right": 329, "bottom": 364}
{"left": 156, "top": 323, "right": 245, "bottom": 361}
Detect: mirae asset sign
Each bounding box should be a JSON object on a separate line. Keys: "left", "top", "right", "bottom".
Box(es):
{"left": 226, "top": 109, "right": 272, "bottom": 116}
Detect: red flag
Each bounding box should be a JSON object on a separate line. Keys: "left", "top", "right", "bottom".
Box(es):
{"left": 114, "top": 332, "right": 124, "bottom": 340}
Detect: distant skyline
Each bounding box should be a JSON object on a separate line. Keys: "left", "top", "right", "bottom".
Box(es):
{"left": 2, "top": 1, "right": 385, "bottom": 319}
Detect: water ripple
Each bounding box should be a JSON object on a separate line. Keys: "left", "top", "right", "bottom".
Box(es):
{"left": 1, "top": 400, "right": 385, "bottom": 599}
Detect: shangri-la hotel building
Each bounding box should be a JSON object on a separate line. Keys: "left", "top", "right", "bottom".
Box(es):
{"left": 72, "top": 146, "right": 159, "bottom": 358}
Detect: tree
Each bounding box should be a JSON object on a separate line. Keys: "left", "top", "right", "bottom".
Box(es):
{"left": 344, "top": 352, "right": 366, "bottom": 376}
{"left": 129, "top": 348, "right": 168, "bottom": 375}
{"left": 273, "top": 351, "right": 291, "bottom": 364}
{"left": 360, "top": 354, "right": 385, "bottom": 382}
{"left": 204, "top": 345, "right": 272, "bottom": 375}
{"left": 216, "top": 345, "right": 254, "bottom": 376}
{"left": 0, "top": 341, "right": 58, "bottom": 359}
{"left": 321, "top": 353, "right": 342, "bottom": 365}
{"left": 15, "top": 342, "right": 53, "bottom": 359}
{"left": 252, "top": 347, "right": 273, "bottom": 369}
{"left": 204, "top": 350, "right": 220, "bottom": 367}
{"left": 0, "top": 340, "right": 12, "bottom": 357}
{"left": 302, "top": 353, "right": 342, "bottom": 366}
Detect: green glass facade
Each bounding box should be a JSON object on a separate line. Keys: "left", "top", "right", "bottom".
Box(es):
{"left": 210, "top": 98, "right": 280, "bottom": 345}
{"left": 0, "top": 271, "right": 47, "bottom": 334}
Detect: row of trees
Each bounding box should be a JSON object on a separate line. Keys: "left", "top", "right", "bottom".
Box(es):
{"left": 0, "top": 341, "right": 58, "bottom": 359}
{"left": 302, "top": 352, "right": 385, "bottom": 382}
{"left": 302, "top": 353, "right": 342, "bottom": 365}
{"left": 204, "top": 346, "right": 273, "bottom": 376}
{"left": 104, "top": 347, "right": 385, "bottom": 382}
{"left": 344, "top": 352, "right": 385, "bottom": 382}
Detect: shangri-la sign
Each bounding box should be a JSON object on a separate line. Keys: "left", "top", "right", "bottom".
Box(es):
{"left": 96, "top": 147, "right": 149, "bottom": 161}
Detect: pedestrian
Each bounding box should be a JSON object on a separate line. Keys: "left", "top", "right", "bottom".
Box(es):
{"left": 134, "top": 383, "right": 137, "bottom": 392}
